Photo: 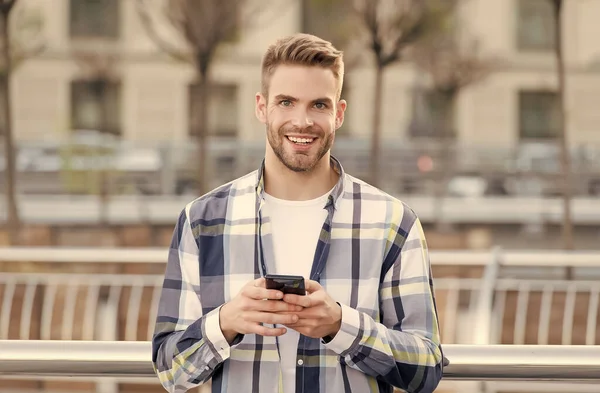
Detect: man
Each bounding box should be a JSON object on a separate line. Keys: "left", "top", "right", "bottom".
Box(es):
{"left": 152, "top": 33, "right": 444, "bottom": 393}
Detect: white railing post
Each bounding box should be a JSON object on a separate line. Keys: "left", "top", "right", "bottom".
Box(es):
{"left": 473, "top": 246, "right": 502, "bottom": 345}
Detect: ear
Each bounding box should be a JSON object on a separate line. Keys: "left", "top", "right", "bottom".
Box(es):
{"left": 334, "top": 99, "right": 347, "bottom": 130}
{"left": 255, "top": 92, "right": 267, "bottom": 124}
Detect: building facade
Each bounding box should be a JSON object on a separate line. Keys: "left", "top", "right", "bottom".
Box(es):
{"left": 8, "top": 0, "right": 600, "bottom": 149}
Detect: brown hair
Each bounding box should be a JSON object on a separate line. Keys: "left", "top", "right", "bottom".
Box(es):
{"left": 261, "top": 33, "right": 345, "bottom": 101}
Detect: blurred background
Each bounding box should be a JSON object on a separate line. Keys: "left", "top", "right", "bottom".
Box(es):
{"left": 0, "top": 0, "right": 599, "bottom": 392}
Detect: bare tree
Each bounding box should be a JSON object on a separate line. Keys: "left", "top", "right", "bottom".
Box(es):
{"left": 550, "top": 0, "right": 574, "bottom": 279}
{"left": 136, "top": 0, "right": 272, "bottom": 195}
{"left": 0, "top": 0, "right": 43, "bottom": 244}
{"left": 411, "top": 4, "right": 493, "bottom": 231}
{"left": 552, "top": 0, "right": 573, "bottom": 249}
{"left": 301, "top": 0, "right": 362, "bottom": 72}
{"left": 351, "top": 0, "right": 432, "bottom": 188}
{"left": 69, "top": 51, "right": 120, "bottom": 227}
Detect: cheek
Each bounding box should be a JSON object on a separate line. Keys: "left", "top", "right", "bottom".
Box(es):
{"left": 269, "top": 118, "right": 284, "bottom": 133}
{"left": 314, "top": 113, "right": 336, "bottom": 130}
{"left": 265, "top": 113, "right": 279, "bottom": 128}
{"left": 267, "top": 110, "right": 289, "bottom": 127}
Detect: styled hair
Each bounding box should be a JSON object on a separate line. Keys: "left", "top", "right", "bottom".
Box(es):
{"left": 261, "top": 33, "right": 345, "bottom": 101}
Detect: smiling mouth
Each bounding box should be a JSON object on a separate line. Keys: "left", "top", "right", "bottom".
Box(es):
{"left": 286, "top": 136, "right": 316, "bottom": 145}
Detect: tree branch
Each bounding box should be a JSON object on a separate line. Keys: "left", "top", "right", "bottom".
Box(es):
{"left": 353, "top": 0, "right": 431, "bottom": 67}
{"left": 174, "top": 0, "right": 239, "bottom": 51}
{"left": 240, "top": 0, "right": 284, "bottom": 31}
{"left": 135, "top": 0, "right": 191, "bottom": 63}
{"left": 0, "top": 0, "right": 16, "bottom": 15}
{"left": 352, "top": 0, "right": 384, "bottom": 65}
{"left": 412, "top": 29, "right": 494, "bottom": 96}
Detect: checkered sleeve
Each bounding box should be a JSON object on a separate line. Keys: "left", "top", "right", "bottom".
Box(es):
{"left": 324, "top": 215, "right": 443, "bottom": 393}
{"left": 151, "top": 205, "right": 235, "bottom": 393}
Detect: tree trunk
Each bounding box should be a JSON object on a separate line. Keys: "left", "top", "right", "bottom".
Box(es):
{"left": 96, "top": 80, "right": 109, "bottom": 228}
{"left": 0, "top": 11, "right": 19, "bottom": 245}
{"left": 369, "top": 63, "right": 384, "bottom": 188}
{"left": 194, "top": 73, "right": 209, "bottom": 195}
{"left": 553, "top": 0, "right": 574, "bottom": 277}
{"left": 433, "top": 91, "right": 456, "bottom": 233}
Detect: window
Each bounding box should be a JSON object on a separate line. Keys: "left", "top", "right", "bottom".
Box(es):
{"left": 189, "top": 83, "right": 238, "bottom": 137}
{"left": 518, "top": 91, "right": 560, "bottom": 139}
{"left": 516, "top": 0, "right": 555, "bottom": 51}
{"left": 71, "top": 80, "right": 122, "bottom": 136}
{"left": 69, "top": 0, "right": 120, "bottom": 39}
{"left": 408, "top": 89, "right": 456, "bottom": 138}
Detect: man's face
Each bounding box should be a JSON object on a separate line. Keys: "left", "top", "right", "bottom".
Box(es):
{"left": 255, "top": 65, "right": 346, "bottom": 173}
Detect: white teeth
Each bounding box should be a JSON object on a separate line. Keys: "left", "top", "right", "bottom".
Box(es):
{"left": 288, "top": 136, "right": 314, "bottom": 144}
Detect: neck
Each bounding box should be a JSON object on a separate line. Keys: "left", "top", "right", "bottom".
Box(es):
{"left": 263, "top": 152, "right": 338, "bottom": 201}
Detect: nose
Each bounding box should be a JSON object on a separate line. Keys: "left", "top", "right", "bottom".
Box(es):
{"left": 290, "top": 108, "right": 314, "bottom": 128}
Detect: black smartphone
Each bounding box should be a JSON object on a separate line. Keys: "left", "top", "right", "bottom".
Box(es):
{"left": 264, "top": 274, "right": 306, "bottom": 296}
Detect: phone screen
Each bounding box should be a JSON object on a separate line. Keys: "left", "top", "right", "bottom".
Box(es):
{"left": 265, "top": 274, "right": 306, "bottom": 296}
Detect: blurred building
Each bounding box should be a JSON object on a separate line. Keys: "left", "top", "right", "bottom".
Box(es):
{"left": 9, "top": 0, "right": 600, "bottom": 149}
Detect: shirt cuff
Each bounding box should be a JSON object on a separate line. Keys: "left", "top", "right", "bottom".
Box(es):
{"left": 202, "top": 305, "right": 241, "bottom": 361}
{"left": 322, "top": 303, "right": 362, "bottom": 355}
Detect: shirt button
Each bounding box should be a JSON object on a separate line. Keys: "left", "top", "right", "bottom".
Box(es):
{"left": 297, "top": 359, "right": 304, "bottom": 366}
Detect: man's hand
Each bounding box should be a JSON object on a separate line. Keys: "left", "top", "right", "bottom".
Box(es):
{"left": 219, "top": 277, "right": 302, "bottom": 343}
{"left": 281, "top": 280, "right": 342, "bottom": 340}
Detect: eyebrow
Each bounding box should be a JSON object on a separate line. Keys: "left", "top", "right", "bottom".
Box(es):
{"left": 274, "top": 94, "right": 298, "bottom": 102}
{"left": 312, "top": 97, "right": 334, "bottom": 106}
{"left": 273, "top": 94, "right": 334, "bottom": 106}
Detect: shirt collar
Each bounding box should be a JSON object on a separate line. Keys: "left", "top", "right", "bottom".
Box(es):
{"left": 255, "top": 155, "right": 345, "bottom": 211}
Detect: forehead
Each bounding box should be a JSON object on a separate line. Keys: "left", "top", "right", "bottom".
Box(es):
{"left": 268, "top": 64, "right": 337, "bottom": 100}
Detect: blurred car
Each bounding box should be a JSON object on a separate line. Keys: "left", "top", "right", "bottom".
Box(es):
{"left": 0, "top": 130, "right": 164, "bottom": 195}
{"left": 504, "top": 143, "right": 600, "bottom": 197}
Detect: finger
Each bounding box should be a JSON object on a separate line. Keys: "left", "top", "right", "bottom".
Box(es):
{"left": 252, "top": 277, "right": 266, "bottom": 288}
{"left": 283, "top": 319, "right": 315, "bottom": 328}
{"left": 283, "top": 293, "right": 313, "bottom": 308}
{"left": 283, "top": 323, "right": 305, "bottom": 329}
{"left": 284, "top": 326, "right": 310, "bottom": 337}
{"left": 246, "top": 311, "right": 299, "bottom": 325}
{"left": 243, "top": 285, "right": 283, "bottom": 301}
{"left": 251, "top": 324, "right": 287, "bottom": 337}
{"left": 294, "top": 307, "right": 323, "bottom": 319}
{"left": 305, "top": 280, "right": 323, "bottom": 294}
{"left": 258, "top": 301, "right": 304, "bottom": 313}
{"left": 272, "top": 306, "right": 304, "bottom": 314}
{"left": 253, "top": 300, "right": 302, "bottom": 313}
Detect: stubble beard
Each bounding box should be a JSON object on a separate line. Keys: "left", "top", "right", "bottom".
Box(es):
{"left": 266, "top": 121, "right": 333, "bottom": 173}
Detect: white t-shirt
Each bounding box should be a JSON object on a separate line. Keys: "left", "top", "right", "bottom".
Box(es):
{"left": 263, "top": 189, "right": 331, "bottom": 393}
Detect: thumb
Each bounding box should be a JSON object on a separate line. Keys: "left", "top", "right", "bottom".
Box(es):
{"left": 305, "top": 279, "right": 322, "bottom": 294}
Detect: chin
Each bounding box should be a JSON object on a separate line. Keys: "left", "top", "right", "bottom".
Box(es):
{"left": 282, "top": 159, "right": 315, "bottom": 173}
{"left": 281, "top": 154, "right": 326, "bottom": 173}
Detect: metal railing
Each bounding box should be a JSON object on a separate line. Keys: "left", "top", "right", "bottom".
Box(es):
{"left": 0, "top": 272, "right": 162, "bottom": 341}
{"left": 1, "top": 340, "right": 600, "bottom": 381}
{"left": 2, "top": 247, "right": 600, "bottom": 392}
{"left": 2, "top": 247, "right": 600, "bottom": 345}
{"left": 2, "top": 246, "right": 600, "bottom": 266}
{"left": 2, "top": 340, "right": 600, "bottom": 393}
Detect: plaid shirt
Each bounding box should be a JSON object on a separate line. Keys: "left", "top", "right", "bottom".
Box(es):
{"left": 152, "top": 157, "right": 444, "bottom": 393}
